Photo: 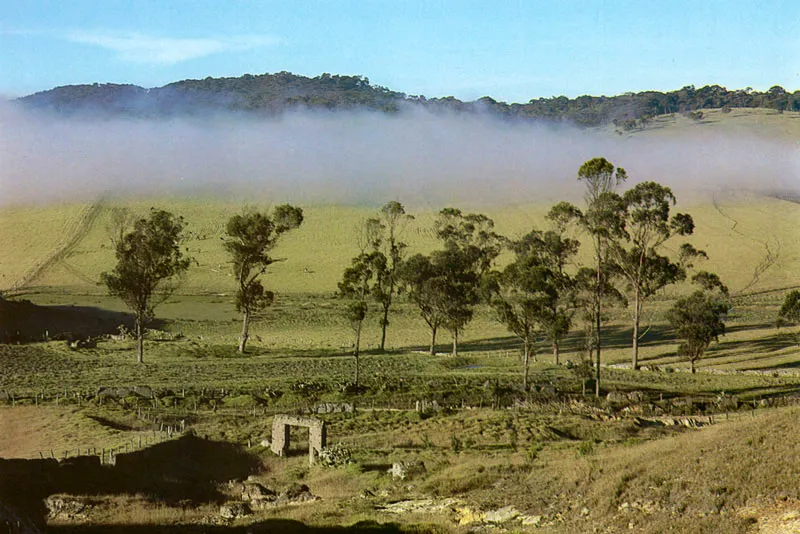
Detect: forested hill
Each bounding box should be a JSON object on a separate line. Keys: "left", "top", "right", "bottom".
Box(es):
{"left": 17, "top": 71, "right": 800, "bottom": 127}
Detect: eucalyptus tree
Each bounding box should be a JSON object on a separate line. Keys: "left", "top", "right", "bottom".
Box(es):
{"left": 491, "top": 240, "right": 554, "bottom": 390}
{"left": 778, "top": 290, "right": 800, "bottom": 326}
{"left": 370, "top": 201, "right": 413, "bottom": 351}
{"left": 338, "top": 248, "right": 386, "bottom": 387}
{"left": 434, "top": 208, "right": 503, "bottom": 355}
{"left": 777, "top": 290, "right": 800, "bottom": 344}
{"left": 223, "top": 205, "right": 304, "bottom": 353}
{"left": 101, "top": 209, "right": 192, "bottom": 363}
{"left": 610, "top": 181, "right": 702, "bottom": 369}
{"left": 399, "top": 253, "right": 447, "bottom": 355}
{"left": 491, "top": 223, "right": 580, "bottom": 389}
{"left": 557, "top": 158, "right": 627, "bottom": 396}
{"left": 666, "top": 276, "right": 729, "bottom": 374}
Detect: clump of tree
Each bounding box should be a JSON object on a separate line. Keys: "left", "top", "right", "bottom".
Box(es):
{"left": 401, "top": 208, "right": 501, "bottom": 356}
{"left": 401, "top": 247, "right": 481, "bottom": 357}
{"left": 101, "top": 209, "right": 192, "bottom": 363}
{"left": 490, "top": 219, "right": 579, "bottom": 390}
{"left": 555, "top": 158, "right": 628, "bottom": 396}
{"left": 610, "top": 181, "right": 704, "bottom": 369}
{"left": 223, "top": 205, "right": 304, "bottom": 353}
{"left": 666, "top": 273, "right": 730, "bottom": 373}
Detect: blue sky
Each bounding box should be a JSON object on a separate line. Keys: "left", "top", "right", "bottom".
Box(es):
{"left": 1, "top": 1, "right": 797, "bottom": 102}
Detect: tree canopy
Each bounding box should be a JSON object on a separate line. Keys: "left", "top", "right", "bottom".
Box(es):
{"left": 100, "top": 209, "right": 192, "bottom": 363}
{"left": 223, "top": 205, "right": 304, "bottom": 353}
{"left": 22, "top": 74, "right": 800, "bottom": 126}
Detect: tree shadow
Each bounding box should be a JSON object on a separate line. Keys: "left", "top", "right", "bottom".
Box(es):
{"left": 0, "top": 435, "right": 262, "bottom": 531}
{"left": 0, "top": 297, "right": 165, "bottom": 343}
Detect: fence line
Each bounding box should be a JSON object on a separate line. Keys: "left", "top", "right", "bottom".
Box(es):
{"left": 34, "top": 427, "right": 177, "bottom": 465}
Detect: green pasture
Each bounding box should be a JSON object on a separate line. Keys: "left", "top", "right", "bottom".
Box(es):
{"left": 3, "top": 192, "right": 799, "bottom": 297}
{"left": 1, "top": 107, "right": 799, "bottom": 391}
{"left": 607, "top": 107, "right": 800, "bottom": 140}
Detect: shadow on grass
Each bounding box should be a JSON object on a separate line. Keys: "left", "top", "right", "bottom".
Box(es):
{"left": 0, "top": 297, "right": 164, "bottom": 343}
{"left": 0, "top": 435, "right": 262, "bottom": 530}
{"left": 49, "top": 519, "right": 431, "bottom": 533}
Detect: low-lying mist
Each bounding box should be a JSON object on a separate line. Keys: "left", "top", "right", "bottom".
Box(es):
{"left": 1, "top": 101, "right": 797, "bottom": 209}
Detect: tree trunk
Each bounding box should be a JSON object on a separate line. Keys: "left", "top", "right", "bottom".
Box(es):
{"left": 632, "top": 289, "right": 641, "bottom": 370}
{"left": 136, "top": 314, "right": 144, "bottom": 364}
{"left": 690, "top": 358, "right": 696, "bottom": 374}
{"left": 452, "top": 329, "right": 458, "bottom": 357}
{"left": 553, "top": 340, "right": 560, "bottom": 365}
{"left": 523, "top": 339, "right": 530, "bottom": 391}
{"left": 593, "top": 294, "right": 601, "bottom": 397}
{"left": 595, "top": 243, "right": 602, "bottom": 398}
{"left": 238, "top": 308, "right": 250, "bottom": 353}
{"left": 429, "top": 325, "right": 437, "bottom": 356}
{"left": 380, "top": 302, "right": 390, "bottom": 352}
{"left": 354, "top": 319, "right": 362, "bottom": 387}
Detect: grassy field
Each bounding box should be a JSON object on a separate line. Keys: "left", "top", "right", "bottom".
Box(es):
{"left": 2, "top": 190, "right": 798, "bottom": 373}
{"left": 2, "top": 108, "right": 800, "bottom": 532}
{"left": 606, "top": 107, "right": 800, "bottom": 140}
{"left": 3, "top": 192, "right": 798, "bottom": 298}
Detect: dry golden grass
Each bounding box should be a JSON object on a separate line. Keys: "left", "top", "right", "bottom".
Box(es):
{"left": 0, "top": 405, "right": 151, "bottom": 459}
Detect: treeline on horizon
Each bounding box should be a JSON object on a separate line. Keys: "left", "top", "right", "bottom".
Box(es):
{"left": 17, "top": 71, "right": 800, "bottom": 127}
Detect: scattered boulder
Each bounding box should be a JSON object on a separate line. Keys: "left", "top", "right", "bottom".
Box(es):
{"left": 389, "top": 460, "right": 426, "bottom": 480}
{"left": 317, "top": 443, "right": 353, "bottom": 468}
{"left": 276, "top": 483, "right": 319, "bottom": 505}
{"left": 219, "top": 501, "right": 252, "bottom": 520}
{"left": 381, "top": 498, "right": 461, "bottom": 515}
{"left": 606, "top": 391, "right": 628, "bottom": 404}
{"left": 627, "top": 391, "right": 646, "bottom": 403}
{"left": 44, "top": 495, "right": 90, "bottom": 521}
{"left": 484, "top": 505, "right": 520, "bottom": 524}
{"left": 242, "top": 480, "right": 275, "bottom": 503}
{"left": 132, "top": 386, "right": 154, "bottom": 398}
{"left": 520, "top": 514, "right": 543, "bottom": 526}
{"left": 456, "top": 506, "right": 485, "bottom": 525}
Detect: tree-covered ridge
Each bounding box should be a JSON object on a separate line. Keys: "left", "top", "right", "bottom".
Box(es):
{"left": 18, "top": 71, "right": 800, "bottom": 126}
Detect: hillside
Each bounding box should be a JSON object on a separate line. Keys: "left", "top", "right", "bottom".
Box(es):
{"left": 18, "top": 71, "right": 800, "bottom": 127}
{"left": 3, "top": 193, "right": 798, "bottom": 299}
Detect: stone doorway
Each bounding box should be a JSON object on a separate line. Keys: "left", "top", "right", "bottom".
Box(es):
{"left": 269, "top": 415, "right": 327, "bottom": 466}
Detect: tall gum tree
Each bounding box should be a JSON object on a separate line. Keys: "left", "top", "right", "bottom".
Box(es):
{"left": 223, "top": 205, "right": 303, "bottom": 353}
{"left": 433, "top": 208, "right": 502, "bottom": 356}
{"left": 610, "top": 181, "right": 700, "bottom": 370}
{"left": 101, "top": 209, "right": 192, "bottom": 363}
{"left": 560, "top": 158, "right": 627, "bottom": 396}
{"left": 777, "top": 290, "right": 800, "bottom": 343}
{"left": 399, "top": 253, "right": 447, "bottom": 356}
{"left": 369, "top": 201, "right": 413, "bottom": 351}
{"left": 338, "top": 249, "right": 384, "bottom": 387}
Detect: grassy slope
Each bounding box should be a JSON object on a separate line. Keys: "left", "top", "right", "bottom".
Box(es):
{"left": 4, "top": 193, "right": 799, "bottom": 297}
{"left": 4, "top": 400, "right": 800, "bottom": 533}
{"left": 0, "top": 405, "right": 152, "bottom": 458}
{"left": 0, "top": 202, "right": 89, "bottom": 291}
{"left": 1, "top": 107, "right": 798, "bottom": 374}
{"left": 607, "top": 107, "right": 800, "bottom": 140}
{"left": 3, "top": 108, "right": 799, "bottom": 297}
